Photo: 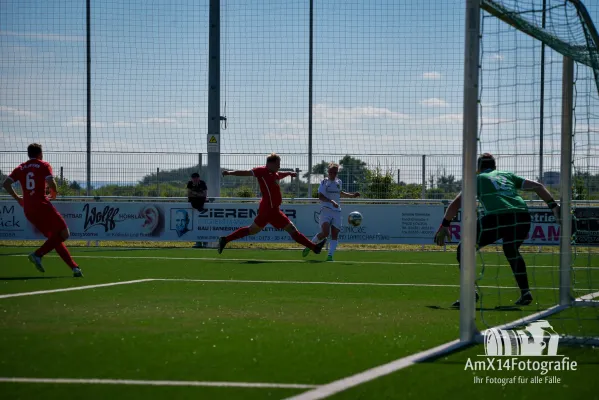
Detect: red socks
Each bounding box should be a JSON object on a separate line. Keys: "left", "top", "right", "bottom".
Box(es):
{"left": 225, "top": 227, "right": 250, "bottom": 243}
{"left": 34, "top": 233, "right": 78, "bottom": 270}
{"left": 55, "top": 243, "right": 78, "bottom": 269}
{"left": 35, "top": 234, "right": 64, "bottom": 258}
{"left": 290, "top": 231, "right": 315, "bottom": 250}
{"left": 226, "top": 227, "right": 314, "bottom": 250}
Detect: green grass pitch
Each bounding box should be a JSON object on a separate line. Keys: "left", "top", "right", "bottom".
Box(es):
{"left": 0, "top": 246, "right": 597, "bottom": 399}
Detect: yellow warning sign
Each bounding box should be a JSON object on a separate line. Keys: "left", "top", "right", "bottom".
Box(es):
{"left": 209, "top": 136, "right": 218, "bottom": 144}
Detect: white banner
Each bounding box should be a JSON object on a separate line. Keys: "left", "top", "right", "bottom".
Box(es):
{"left": 2, "top": 200, "right": 586, "bottom": 245}
{"left": 0, "top": 201, "right": 444, "bottom": 245}
{"left": 0, "top": 202, "right": 167, "bottom": 241}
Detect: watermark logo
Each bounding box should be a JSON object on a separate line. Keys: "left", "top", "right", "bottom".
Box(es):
{"left": 484, "top": 320, "right": 559, "bottom": 356}
{"left": 466, "top": 320, "right": 577, "bottom": 386}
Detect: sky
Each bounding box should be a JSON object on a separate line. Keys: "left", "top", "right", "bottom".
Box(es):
{"left": 0, "top": 0, "right": 598, "bottom": 185}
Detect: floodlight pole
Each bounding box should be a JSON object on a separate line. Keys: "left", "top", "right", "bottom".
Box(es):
{"left": 559, "top": 56, "right": 574, "bottom": 306}
{"left": 86, "top": 0, "right": 92, "bottom": 196}
{"left": 460, "top": 0, "right": 481, "bottom": 343}
{"left": 207, "top": 0, "right": 221, "bottom": 197}
{"left": 307, "top": 0, "right": 314, "bottom": 197}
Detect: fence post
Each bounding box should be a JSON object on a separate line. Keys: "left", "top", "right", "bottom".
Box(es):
{"left": 397, "top": 169, "right": 401, "bottom": 184}
{"left": 199, "top": 153, "right": 203, "bottom": 176}
{"left": 156, "top": 168, "right": 160, "bottom": 195}
{"left": 60, "top": 167, "right": 64, "bottom": 186}
{"left": 295, "top": 168, "right": 300, "bottom": 198}
{"left": 421, "top": 155, "right": 426, "bottom": 199}
{"left": 86, "top": 0, "right": 92, "bottom": 197}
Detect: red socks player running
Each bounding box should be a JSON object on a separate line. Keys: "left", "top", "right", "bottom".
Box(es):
{"left": 225, "top": 227, "right": 317, "bottom": 251}
{"left": 55, "top": 243, "right": 78, "bottom": 269}
{"left": 35, "top": 233, "right": 78, "bottom": 269}
{"left": 225, "top": 227, "right": 250, "bottom": 243}
{"left": 290, "top": 231, "right": 317, "bottom": 251}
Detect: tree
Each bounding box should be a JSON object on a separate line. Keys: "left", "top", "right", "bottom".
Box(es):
{"left": 0, "top": 170, "right": 6, "bottom": 193}
{"left": 395, "top": 183, "right": 424, "bottom": 199}
{"left": 436, "top": 169, "right": 461, "bottom": 193}
{"left": 56, "top": 178, "right": 75, "bottom": 197}
{"left": 364, "top": 168, "right": 395, "bottom": 199}
{"left": 303, "top": 160, "right": 329, "bottom": 179}
{"left": 574, "top": 171, "right": 599, "bottom": 200}
{"left": 338, "top": 155, "right": 368, "bottom": 192}
{"left": 141, "top": 164, "right": 204, "bottom": 184}
{"left": 69, "top": 181, "right": 82, "bottom": 191}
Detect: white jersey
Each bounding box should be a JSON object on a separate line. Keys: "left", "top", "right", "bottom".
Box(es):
{"left": 319, "top": 178, "right": 342, "bottom": 211}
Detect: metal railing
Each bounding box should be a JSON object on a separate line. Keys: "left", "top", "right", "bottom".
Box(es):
{"left": 1, "top": 151, "right": 598, "bottom": 200}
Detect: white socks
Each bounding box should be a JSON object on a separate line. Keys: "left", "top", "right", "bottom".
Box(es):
{"left": 312, "top": 234, "right": 326, "bottom": 244}
{"left": 328, "top": 240, "right": 338, "bottom": 257}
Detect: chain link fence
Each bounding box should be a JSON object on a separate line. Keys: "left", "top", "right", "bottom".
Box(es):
{"left": 3, "top": 151, "right": 596, "bottom": 199}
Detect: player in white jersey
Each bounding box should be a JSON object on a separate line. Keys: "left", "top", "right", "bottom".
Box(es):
{"left": 302, "top": 163, "right": 360, "bottom": 261}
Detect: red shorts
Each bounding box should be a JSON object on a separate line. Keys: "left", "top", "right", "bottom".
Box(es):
{"left": 254, "top": 207, "right": 291, "bottom": 230}
{"left": 25, "top": 203, "right": 68, "bottom": 237}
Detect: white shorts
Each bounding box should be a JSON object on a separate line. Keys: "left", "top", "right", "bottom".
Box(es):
{"left": 319, "top": 207, "right": 342, "bottom": 230}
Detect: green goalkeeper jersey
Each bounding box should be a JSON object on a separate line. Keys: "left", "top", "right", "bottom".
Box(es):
{"left": 477, "top": 170, "right": 528, "bottom": 215}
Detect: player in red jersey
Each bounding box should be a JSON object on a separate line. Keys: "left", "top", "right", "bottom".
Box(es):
{"left": 218, "top": 153, "right": 327, "bottom": 255}
{"left": 2, "top": 143, "right": 83, "bottom": 277}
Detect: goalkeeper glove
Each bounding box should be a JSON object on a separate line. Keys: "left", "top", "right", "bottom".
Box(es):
{"left": 548, "top": 201, "right": 561, "bottom": 225}
{"left": 434, "top": 219, "right": 452, "bottom": 246}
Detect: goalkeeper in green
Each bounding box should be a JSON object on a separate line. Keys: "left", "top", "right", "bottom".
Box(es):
{"left": 435, "top": 153, "right": 561, "bottom": 307}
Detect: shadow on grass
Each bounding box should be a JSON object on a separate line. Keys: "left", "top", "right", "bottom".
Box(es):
{"left": 241, "top": 259, "right": 326, "bottom": 265}
{"left": 71, "top": 247, "right": 164, "bottom": 253}
{"left": 426, "top": 305, "right": 523, "bottom": 312}
{"left": 0, "top": 276, "right": 68, "bottom": 281}
{"left": 0, "top": 247, "right": 158, "bottom": 257}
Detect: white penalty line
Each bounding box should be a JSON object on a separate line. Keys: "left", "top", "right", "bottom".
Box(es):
{"left": 9, "top": 254, "right": 593, "bottom": 269}
{"left": 286, "top": 289, "right": 599, "bottom": 400}
{"left": 0, "top": 279, "right": 155, "bottom": 299}
{"left": 159, "top": 278, "right": 573, "bottom": 292}
{"left": 0, "top": 377, "right": 317, "bottom": 390}
{"left": 0, "top": 277, "right": 588, "bottom": 300}
{"left": 285, "top": 340, "right": 467, "bottom": 400}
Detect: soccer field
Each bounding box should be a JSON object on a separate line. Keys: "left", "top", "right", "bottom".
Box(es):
{"left": 0, "top": 246, "right": 597, "bottom": 399}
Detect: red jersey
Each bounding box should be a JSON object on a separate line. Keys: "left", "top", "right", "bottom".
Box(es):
{"left": 9, "top": 159, "right": 54, "bottom": 212}
{"left": 252, "top": 166, "right": 283, "bottom": 209}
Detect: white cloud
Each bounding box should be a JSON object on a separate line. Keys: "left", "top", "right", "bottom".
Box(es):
{"left": 436, "top": 113, "right": 463, "bottom": 123}
{"left": 489, "top": 53, "right": 504, "bottom": 61}
{"left": 314, "top": 104, "right": 409, "bottom": 121}
{"left": 429, "top": 113, "right": 512, "bottom": 125}
{"left": 112, "top": 121, "right": 137, "bottom": 128}
{"left": 0, "top": 30, "right": 85, "bottom": 42}
{"left": 420, "top": 98, "right": 449, "bottom": 107}
{"left": 262, "top": 132, "right": 303, "bottom": 141}
{"left": 0, "top": 105, "right": 39, "bottom": 118}
{"left": 269, "top": 119, "right": 307, "bottom": 130}
{"left": 167, "top": 109, "right": 195, "bottom": 118}
{"left": 422, "top": 72, "right": 442, "bottom": 80}
{"left": 141, "top": 118, "right": 178, "bottom": 125}
{"left": 64, "top": 117, "right": 107, "bottom": 128}
{"left": 481, "top": 116, "right": 513, "bottom": 124}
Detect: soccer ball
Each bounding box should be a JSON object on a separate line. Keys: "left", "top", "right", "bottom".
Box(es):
{"left": 348, "top": 211, "right": 363, "bottom": 227}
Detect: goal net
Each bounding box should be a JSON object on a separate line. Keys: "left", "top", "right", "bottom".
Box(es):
{"left": 474, "top": 0, "right": 599, "bottom": 344}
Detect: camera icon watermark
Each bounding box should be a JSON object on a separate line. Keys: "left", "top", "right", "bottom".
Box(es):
{"left": 466, "top": 320, "right": 578, "bottom": 384}
{"left": 484, "top": 320, "right": 559, "bottom": 356}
